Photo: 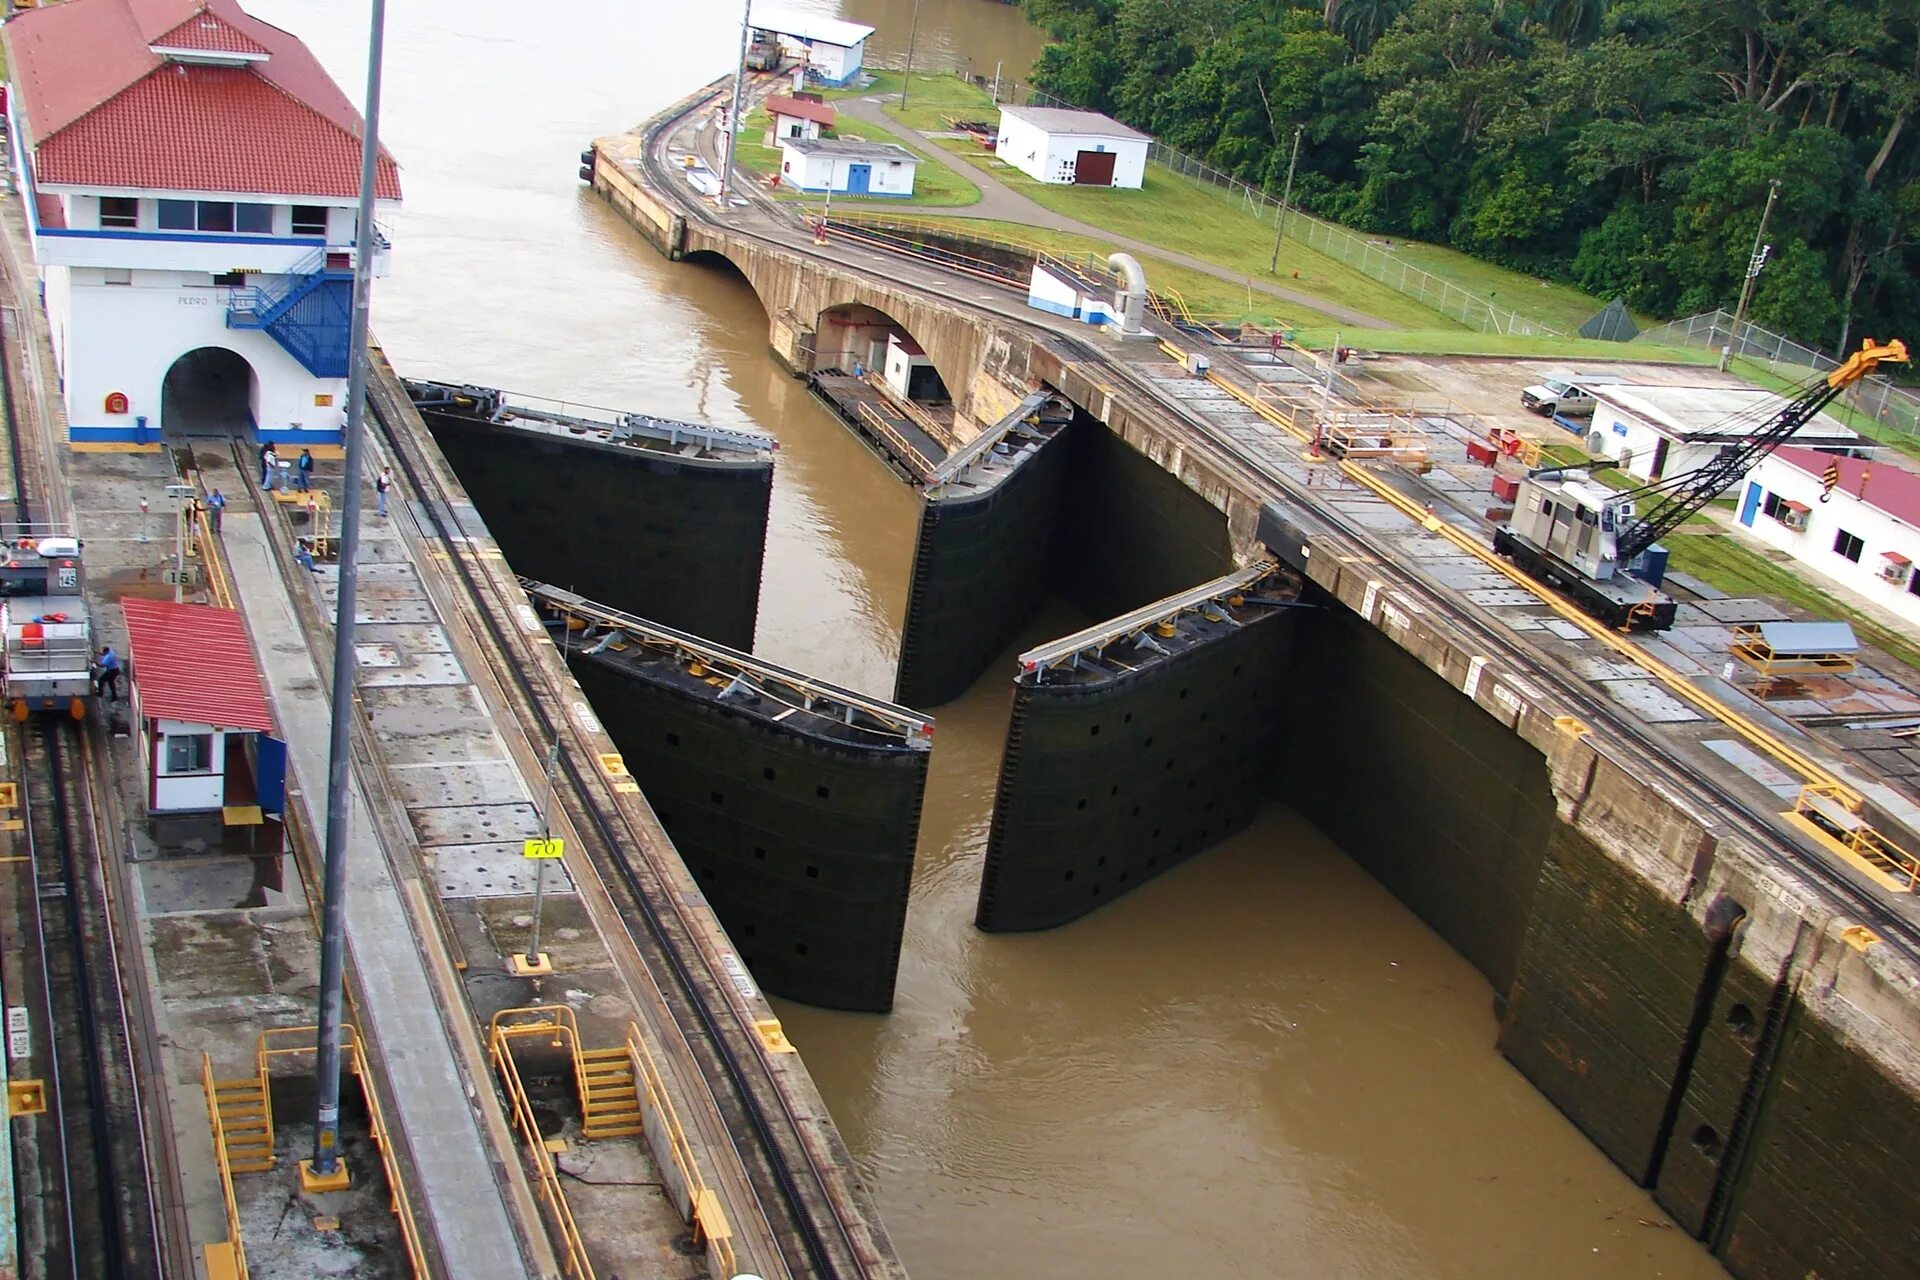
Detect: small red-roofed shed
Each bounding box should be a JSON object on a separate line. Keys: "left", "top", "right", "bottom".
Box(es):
{"left": 122, "top": 597, "right": 280, "bottom": 819}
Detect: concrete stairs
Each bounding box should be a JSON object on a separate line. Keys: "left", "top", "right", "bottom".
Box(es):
{"left": 577, "top": 1046, "right": 644, "bottom": 1139}
{"left": 212, "top": 1072, "right": 275, "bottom": 1172}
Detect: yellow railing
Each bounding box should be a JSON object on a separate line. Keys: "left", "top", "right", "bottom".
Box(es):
{"left": 622, "top": 1019, "right": 736, "bottom": 1276}
{"left": 191, "top": 506, "right": 235, "bottom": 610}
{"left": 487, "top": 1008, "right": 597, "bottom": 1279}
{"left": 862, "top": 372, "right": 956, "bottom": 450}
{"left": 257, "top": 1026, "right": 431, "bottom": 1276}
{"left": 1789, "top": 785, "right": 1920, "bottom": 892}
{"left": 199, "top": 1055, "right": 252, "bottom": 1280}
{"left": 856, "top": 402, "right": 939, "bottom": 477}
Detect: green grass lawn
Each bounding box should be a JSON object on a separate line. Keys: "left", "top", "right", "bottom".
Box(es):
{"left": 1284, "top": 328, "right": 1717, "bottom": 361}
{"left": 881, "top": 74, "right": 1000, "bottom": 134}
{"left": 1663, "top": 533, "right": 1920, "bottom": 670}
{"left": 1383, "top": 240, "right": 1637, "bottom": 336}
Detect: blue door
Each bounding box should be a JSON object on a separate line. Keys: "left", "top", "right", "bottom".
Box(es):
{"left": 255, "top": 735, "right": 288, "bottom": 815}
{"left": 845, "top": 163, "right": 871, "bottom": 195}
{"left": 1739, "top": 481, "right": 1762, "bottom": 527}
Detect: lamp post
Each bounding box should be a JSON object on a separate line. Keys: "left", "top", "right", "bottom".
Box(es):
{"left": 900, "top": 0, "right": 921, "bottom": 109}
{"left": 304, "top": 0, "right": 388, "bottom": 1194}
{"left": 719, "top": 0, "right": 752, "bottom": 206}
{"left": 1268, "top": 125, "right": 1303, "bottom": 276}
{"left": 1721, "top": 178, "right": 1780, "bottom": 372}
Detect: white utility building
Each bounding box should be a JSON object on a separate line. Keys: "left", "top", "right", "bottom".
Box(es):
{"left": 778, "top": 138, "right": 918, "bottom": 197}
{"left": 996, "top": 105, "right": 1150, "bottom": 188}
{"left": 1583, "top": 384, "right": 1858, "bottom": 482}
{"left": 765, "top": 94, "right": 836, "bottom": 142}
{"left": 750, "top": 7, "right": 873, "bottom": 87}
{"left": 1738, "top": 447, "right": 1920, "bottom": 628}
{"left": 4, "top": 0, "right": 401, "bottom": 447}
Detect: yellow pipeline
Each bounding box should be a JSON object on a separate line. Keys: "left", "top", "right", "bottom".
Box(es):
{"left": 1205, "top": 369, "right": 1868, "bottom": 808}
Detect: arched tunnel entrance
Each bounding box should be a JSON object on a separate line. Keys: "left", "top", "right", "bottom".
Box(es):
{"left": 809, "top": 303, "right": 958, "bottom": 481}
{"left": 161, "top": 347, "right": 258, "bottom": 437}
{"left": 814, "top": 302, "right": 950, "bottom": 404}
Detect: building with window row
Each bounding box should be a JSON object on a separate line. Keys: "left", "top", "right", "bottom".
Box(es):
{"left": 1739, "top": 447, "right": 1920, "bottom": 628}
{"left": 4, "top": 0, "right": 402, "bottom": 446}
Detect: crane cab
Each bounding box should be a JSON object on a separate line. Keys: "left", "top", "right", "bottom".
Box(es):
{"left": 1494, "top": 471, "right": 1677, "bottom": 631}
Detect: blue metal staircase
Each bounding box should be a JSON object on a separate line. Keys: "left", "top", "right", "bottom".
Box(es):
{"left": 226, "top": 246, "right": 354, "bottom": 377}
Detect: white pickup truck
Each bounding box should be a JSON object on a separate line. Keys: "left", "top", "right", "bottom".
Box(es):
{"left": 1520, "top": 371, "right": 1625, "bottom": 417}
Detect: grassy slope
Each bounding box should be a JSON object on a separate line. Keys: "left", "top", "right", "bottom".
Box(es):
{"left": 1287, "top": 328, "right": 1715, "bottom": 360}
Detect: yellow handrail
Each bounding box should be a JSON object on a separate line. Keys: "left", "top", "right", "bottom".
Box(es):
{"left": 623, "top": 1020, "right": 737, "bottom": 1276}
{"left": 199, "top": 1054, "right": 252, "bottom": 1280}
{"left": 856, "top": 402, "right": 938, "bottom": 477}
{"left": 487, "top": 1009, "right": 597, "bottom": 1279}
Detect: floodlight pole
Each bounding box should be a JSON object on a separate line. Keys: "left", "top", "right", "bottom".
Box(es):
{"left": 1721, "top": 178, "right": 1780, "bottom": 372}
{"left": 307, "top": 0, "right": 388, "bottom": 1189}
{"left": 900, "top": 0, "right": 921, "bottom": 108}
{"left": 720, "top": 0, "right": 752, "bottom": 206}
{"left": 1269, "top": 125, "right": 1302, "bottom": 276}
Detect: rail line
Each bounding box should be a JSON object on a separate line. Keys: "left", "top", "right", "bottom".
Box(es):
{"left": 0, "top": 303, "right": 162, "bottom": 1276}
{"left": 364, "top": 379, "right": 875, "bottom": 1279}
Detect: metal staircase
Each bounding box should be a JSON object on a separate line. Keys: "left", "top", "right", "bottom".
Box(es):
{"left": 208, "top": 1065, "right": 275, "bottom": 1173}
{"left": 577, "top": 1045, "right": 645, "bottom": 1139}
{"left": 226, "top": 246, "right": 354, "bottom": 377}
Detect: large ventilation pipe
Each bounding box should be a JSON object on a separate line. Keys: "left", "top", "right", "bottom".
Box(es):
{"left": 1107, "top": 252, "right": 1147, "bottom": 336}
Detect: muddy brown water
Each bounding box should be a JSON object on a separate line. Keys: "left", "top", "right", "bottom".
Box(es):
{"left": 254, "top": 1, "right": 1722, "bottom": 1274}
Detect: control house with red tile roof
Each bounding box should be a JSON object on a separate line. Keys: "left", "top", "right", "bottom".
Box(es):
{"left": 1739, "top": 446, "right": 1920, "bottom": 628}
{"left": 3, "top": 0, "right": 401, "bottom": 446}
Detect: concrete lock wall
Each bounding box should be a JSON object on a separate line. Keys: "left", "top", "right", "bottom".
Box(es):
{"left": 422, "top": 407, "right": 772, "bottom": 652}
{"left": 896, "top": 418, "right": 1235, "bottom": 708}
{"left": 570, "top": 651, "right": 927, "bottom": 1013}
{"left": 976, "top": 605, "right": 1296, "bottom": 931}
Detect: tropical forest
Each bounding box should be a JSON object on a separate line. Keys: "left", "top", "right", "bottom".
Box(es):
{"left": 1022, "top": 0, "right": 1919, "bottom": 352}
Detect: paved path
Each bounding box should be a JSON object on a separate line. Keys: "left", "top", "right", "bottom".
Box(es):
{"left": 829, "top": 96, "right": 1396, "bottom": 330}
{"left": 225, "top": 514, "right": 533, "bottom": 1280}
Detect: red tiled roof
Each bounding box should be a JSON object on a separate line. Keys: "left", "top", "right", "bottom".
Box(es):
{"left": 37, "top": 64, "right": 402, "bottom": 199}
{"left": 122, "top": 598, "right": 274, "bottom": 733}
{"left": 5, "top": 0, "right": 399, "bottom": 199}
{"left": 766, "top": 94, "right": 836, "bottom": 127}
{"left": 1772, "top": 446, "right": 1920, "bottom": 528}
{"left": 151, "top": 12, "right": 269, "bottom": 55}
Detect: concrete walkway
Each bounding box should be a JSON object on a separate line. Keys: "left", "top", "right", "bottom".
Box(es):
{"left": 828, "top": 95, "right": 1396, "bottom": 330}
{"left": 223, "top": 512, "right": 532, "bottom": 1280}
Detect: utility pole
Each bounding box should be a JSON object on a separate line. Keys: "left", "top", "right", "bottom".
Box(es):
{"left": 1721, "top": 178, "right": 1780, "bottom": 372}
{"left": 991, "top": 60, "right": 1002, "bottom": 104}
{"left": 1268, "top": 125, "right": 1303, "bottom": 276}
{"left": 304, "top": 0, "right": 388, "bottom": 1195}
{"left": 900, "top": 0, "right": 921, "bottom": 109}
{"left": 719, "top": 0, "right": 752, "bottom": 207}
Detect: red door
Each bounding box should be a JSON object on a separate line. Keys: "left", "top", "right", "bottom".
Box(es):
{"left": 1074, "top": 149, "right": 1117, "bottom": 186}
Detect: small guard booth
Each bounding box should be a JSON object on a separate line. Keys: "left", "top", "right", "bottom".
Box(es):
{"left": 122, "top": 599, "right": 283, "bottom": 834}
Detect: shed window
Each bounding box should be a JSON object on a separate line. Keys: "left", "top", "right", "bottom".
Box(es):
{"left": 165, "top": 733, "right": 213, "bottom": 773}
{"left": 99, "top": 197, "right": 138, "bottom": 229}
{"left": 1834, "top": 529, "right": 1865, "bottom": 563}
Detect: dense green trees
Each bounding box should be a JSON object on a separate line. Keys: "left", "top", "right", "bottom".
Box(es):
{"left": 1023, "top": 0, "right": 1918, "bottom": 349}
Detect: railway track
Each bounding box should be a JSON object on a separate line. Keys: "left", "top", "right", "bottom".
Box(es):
{"left": 364, "top": 384, "right": 876, "bottom": 1279}
{"left": 0, "top": 308, "right": 161, "bottom": 1276}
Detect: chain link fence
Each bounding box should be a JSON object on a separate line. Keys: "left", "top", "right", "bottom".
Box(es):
{"left": 1021, "top": 88, "right": 1560, "bottom": 337}
{"left": 1637, "top": 310, "right": 1920, "bottom": 442}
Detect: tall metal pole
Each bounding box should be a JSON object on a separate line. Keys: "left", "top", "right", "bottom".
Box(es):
{"left": 719, "top": 0, "right": 752, "bottom": 206}
{"left": 1268, "top": 125, "right": 1303, "bottom": 276}
{"left": 900, "top": 0, "right": 921, "bottom": 108}
{"left": 308, "top": 0, "right": 388, "bottom": 1186}
{"left": 1721, "top": 178, "right": 1780, "bottom": 372}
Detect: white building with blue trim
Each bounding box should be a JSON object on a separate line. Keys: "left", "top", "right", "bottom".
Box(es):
{"left": 778, "top": 138, "right": 917, "bottom": 197}
{"left": 4, "top": 0, "right": 401, "bottom": 447}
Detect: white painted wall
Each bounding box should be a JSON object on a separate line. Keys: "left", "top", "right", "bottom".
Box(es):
{"left": 1738, "top": 456, "right": 1920, "bottom": 627}
{"left": 996, "top": 112, "right": 1147, "bottom": 187}
{"left": 777, "top": 143, "right": 916, "bottom": 195}
{"left": 150, "top": 718, "right": 228, "bottom": 813}
{"left": 58, "top": 268, "right": 347, "bottom": 441}
{"left": 770, "top": 111, "right": 823, "bottom": 141}
{"left": 33, "top": 189, "right": 394, "bottom": 275}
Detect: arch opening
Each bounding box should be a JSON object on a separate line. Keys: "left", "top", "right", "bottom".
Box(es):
{"left": 161, "top": 347, "right": 258, "bottom": 438}
{"left": 814, "top": 302, "right": 950, "bottom": 407}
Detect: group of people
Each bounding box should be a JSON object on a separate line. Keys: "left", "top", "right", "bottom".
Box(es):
{"left": 255, "top": 443, "right": 393, "bottom": 515}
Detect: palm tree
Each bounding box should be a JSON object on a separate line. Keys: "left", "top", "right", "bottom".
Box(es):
{"left": 1324, "top": 0, "right": 1412, "bottom": 55}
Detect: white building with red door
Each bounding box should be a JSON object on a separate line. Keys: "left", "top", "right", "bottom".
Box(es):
{"left": 3, "top": 0, "right": 401, "bottom": 447}
{"left": 996, "top": 106, "right": 1148, "bottom": 189}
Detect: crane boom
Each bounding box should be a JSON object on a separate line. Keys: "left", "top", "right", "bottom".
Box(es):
{"left": 1614, "top": 338, "right": 1909, "bottom": 561}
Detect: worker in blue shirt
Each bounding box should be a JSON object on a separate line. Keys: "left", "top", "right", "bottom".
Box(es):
{"left": 296, "top": 448, "right": 314, "bottom": 492}
{"left": 205, "top": 488, "right": 227, "bottom": 533}
{"left": 94, "top": 645, "right": 121, "bottom": 701}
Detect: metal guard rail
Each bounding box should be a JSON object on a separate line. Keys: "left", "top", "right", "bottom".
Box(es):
{"left": 855, "top": 400, "right": 940, "bottom": 478}
{"left": 522, "top": 580, "right": 934, "bottom": 742}
{"left": 622, "top": 1018, "right": 738, "bottom": 1277}
{"left": 1017, "top": 564, "right": 1277, "bottom": 678}
{"left": 487, "top": 1010, "right": 596, "bottom": 1279}
{"left": 198, "top": 1054, "right": 252, "bottom": 1280}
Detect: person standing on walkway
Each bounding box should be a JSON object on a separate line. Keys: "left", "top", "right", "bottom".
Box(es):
{"left": 94, "top": 645, "right": 121, "bottom": 701}
{"left": 206, "top": 488, "right": 227, "bottom": 533}
{"left": 376, "top": 466, "right": 393, "bottom": 517}
{"left": 296, "top": 448, "right": 314, "bottom": 492}
{"left": 259, "top": 442, "right": 276, "bottom": 488}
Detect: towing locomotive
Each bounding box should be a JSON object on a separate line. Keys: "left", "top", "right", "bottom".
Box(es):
{"left": 0, "top": 529, "right": 92, "bottom": 719}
